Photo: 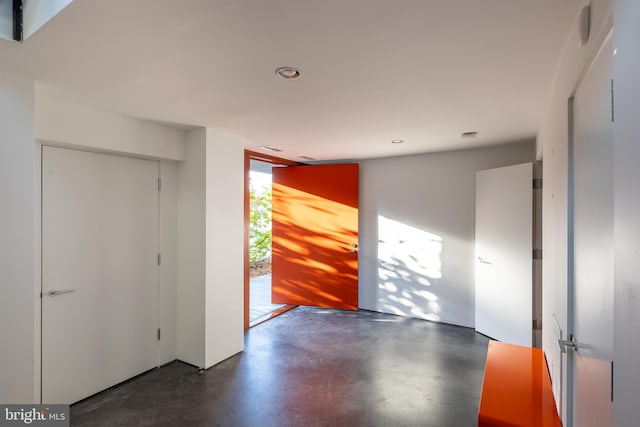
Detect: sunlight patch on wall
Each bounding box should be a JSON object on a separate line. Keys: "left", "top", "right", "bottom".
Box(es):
{"left": 377, "top": 215, "right": 443, "bottom": 321}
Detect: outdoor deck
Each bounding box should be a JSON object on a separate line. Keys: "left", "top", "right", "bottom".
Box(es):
{"left": 249, "top": 273, "right": 285, "bottom": 322}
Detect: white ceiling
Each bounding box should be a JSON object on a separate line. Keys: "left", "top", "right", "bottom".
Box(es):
{"left": 0, "top": 0, "right": 581, "bottom": 161}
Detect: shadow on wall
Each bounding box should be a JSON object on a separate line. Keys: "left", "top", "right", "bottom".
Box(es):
{"left": 377, "top": 215, "right": 444, "bottom": 321}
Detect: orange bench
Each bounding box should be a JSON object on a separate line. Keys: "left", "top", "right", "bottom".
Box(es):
{"left": 478, "top": 340, "right": 562, "bottom": 427}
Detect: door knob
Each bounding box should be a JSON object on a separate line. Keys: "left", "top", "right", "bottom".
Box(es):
{"left": 350, "top": 243, "right": 358, "bottom": 253}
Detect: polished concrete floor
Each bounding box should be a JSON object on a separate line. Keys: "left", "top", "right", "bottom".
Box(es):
{"left": 71, "top": 307, "right": 489, "bottom": 427}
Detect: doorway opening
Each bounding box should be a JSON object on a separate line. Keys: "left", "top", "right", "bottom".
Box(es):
{"left": 249, "top": 159, "right": 284, "bottom": 324}
{"left": 244, "top": 151, "right": 299, "bottom": 329}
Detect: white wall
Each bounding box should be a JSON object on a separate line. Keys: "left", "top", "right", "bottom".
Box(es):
{"left": 177, "top": 128, "right": 245, "bottom": 369}
{"left": 612, "top": 0, "right": 640, "bottom": 424}
{"left": 358, "top": 142, "right": 535, "bottom": 328}
{"left": 204, "top": 129, "right": 244, "bottom": 367}
{"left": 0, "top": 73, "right": 36, "bottom": 403}
{"left": 536, "top": 1, "right": 612, "bottom": 422}
{"left": 35, "top": 96, "right": 186, "bottom": 161}
{"left": 176, "top": 129, "right": 207, "bottom": 367}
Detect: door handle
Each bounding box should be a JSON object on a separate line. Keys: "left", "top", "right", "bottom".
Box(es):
{"left": 558, "top": 335, "right": 578, "bottom": 353}
{"left": 45, "top": 289, "right": 76, "bottom": 297}
{"left": 349, "top": 243, "right": 358, "bottom": 253}
{"left": 478, "top": 257, "right": 493, "bottom": 265}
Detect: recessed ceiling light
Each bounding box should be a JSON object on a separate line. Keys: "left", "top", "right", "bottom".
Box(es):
{"left": 391, "top": 139, "right": 404, "bottom": 144}
{"left": 275, "top": 67, "right": 301, "bottom": 80}
{"left": 462, "top": 132, "right": 478, "bottom": 139}
{"left": 260, "top": 145, "right": 283, "bottom": 152}
{"left": 299, "top": 156, "right": 316, "bottom": 161}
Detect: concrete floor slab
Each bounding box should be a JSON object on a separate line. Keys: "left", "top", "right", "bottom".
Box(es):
{"left": 71, "top": 307, "right": 489, "bottom": 426}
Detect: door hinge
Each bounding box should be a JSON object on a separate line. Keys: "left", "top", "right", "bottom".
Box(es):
{"left": 533, "top": 179, "right": 543, "bottom": 190}
{"left": 533, "top": 249, "right": 542, "bottom": 260}
{"left": 157, "top": 177, "right": 162, "bottom": 191}
{"left": 157, "top": 253, "right": 161, "bottom": 266}
{"left": 533, "top": 319, "right": 542, "bottom": 330}
{"left": 611, "top": 79, "right": 615, "bottom": 122}
{"left": 157, "top": 328, "right": 161, "bottom": 341}
{"left": 611, "top": 361, "right": 614, "bottom": 401}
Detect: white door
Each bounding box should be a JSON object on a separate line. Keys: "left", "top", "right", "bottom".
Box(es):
{"left": 570, "top": 33, "right": 614, "bottom": 427}
{"left": 475, "top": 163, "right": 532, "bottom": 346}
{"left": 42, "top": 146, "right": 160, "bottom": 404}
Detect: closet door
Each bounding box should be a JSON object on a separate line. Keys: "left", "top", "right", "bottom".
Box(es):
{"left": 42, "top": 146, "right": 159, "bottom": 404}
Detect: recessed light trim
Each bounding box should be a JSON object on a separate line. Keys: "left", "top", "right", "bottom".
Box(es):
{"left": 275, "top": 66, "right": 301, "bottom": 80}
{"left": 391, "top": 139, "right": 404, "bottom": 144}
{"left": 260, "top": 145, "right": 283, "bottom": 152}
{"left": 461, "top": 132, "right": 478, "bottom": 139}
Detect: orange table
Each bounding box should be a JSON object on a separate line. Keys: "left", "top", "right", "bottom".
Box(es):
{"left": 478, "top": 341, "right": 562, "bottom": 427}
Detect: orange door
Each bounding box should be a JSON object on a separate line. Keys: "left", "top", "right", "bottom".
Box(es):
{"left": 272, "top": 164, "right": 358, "bottom": 310}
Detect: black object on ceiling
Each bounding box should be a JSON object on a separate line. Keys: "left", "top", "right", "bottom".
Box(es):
{"left": 13, "top": 0, "right": 23, "bottom": 42}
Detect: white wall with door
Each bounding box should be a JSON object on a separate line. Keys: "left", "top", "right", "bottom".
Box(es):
{"left": 538, "top": 0, "right": 640, "bottom": 426}
{"left": 34, "top": 96, "right": 185, "bottom": 404}
{"left": 37, "top": 99, "right": 245, "bottom": 402}
{"left": 0, "top": 88, "right": 245, "bottom": 404}
{"left": 540, "top": 0, "right": 640, "bottom": 419}
{"left": 358, "top": 142, "right": 535, "bottom": 328}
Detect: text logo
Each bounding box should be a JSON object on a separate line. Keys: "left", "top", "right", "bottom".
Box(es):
{"left": 0, "top": 405, "right": 69, "bottom": 427}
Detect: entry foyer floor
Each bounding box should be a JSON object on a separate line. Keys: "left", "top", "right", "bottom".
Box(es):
{"left": 71, "top": 307, "right": 489, "bottom": 426}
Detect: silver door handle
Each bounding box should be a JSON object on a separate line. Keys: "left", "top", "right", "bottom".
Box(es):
{"left": 46, "top": 289, "right": 76, "bottom": 297}
{"left": 558, "top": 335, "right": 578, "bottom": 353}
{"left": 478, "top": 257, "right": 493, "bottom": 265}
{"left": 349, "top": 243, "right": 358, "bottom": 253}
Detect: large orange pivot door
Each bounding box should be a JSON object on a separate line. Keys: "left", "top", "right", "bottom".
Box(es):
{"left": 272, "top": 164, "right": 359, "bottom": 310}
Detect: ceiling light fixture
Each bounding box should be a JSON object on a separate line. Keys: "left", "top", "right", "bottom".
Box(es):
{"left": 299, "top": 156, "right": 316, "bottom": 161}
{"left": 391, "top": 139, "right": 404, "bottom": 144}
{"left": 462, "top": 132, "right": 478, "bottom": 139}
{"left": 260, "top": 145, "right": 283, "bottom": 152}
{"left": 275, "top": 66, "right": 301, "bottom": 80}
